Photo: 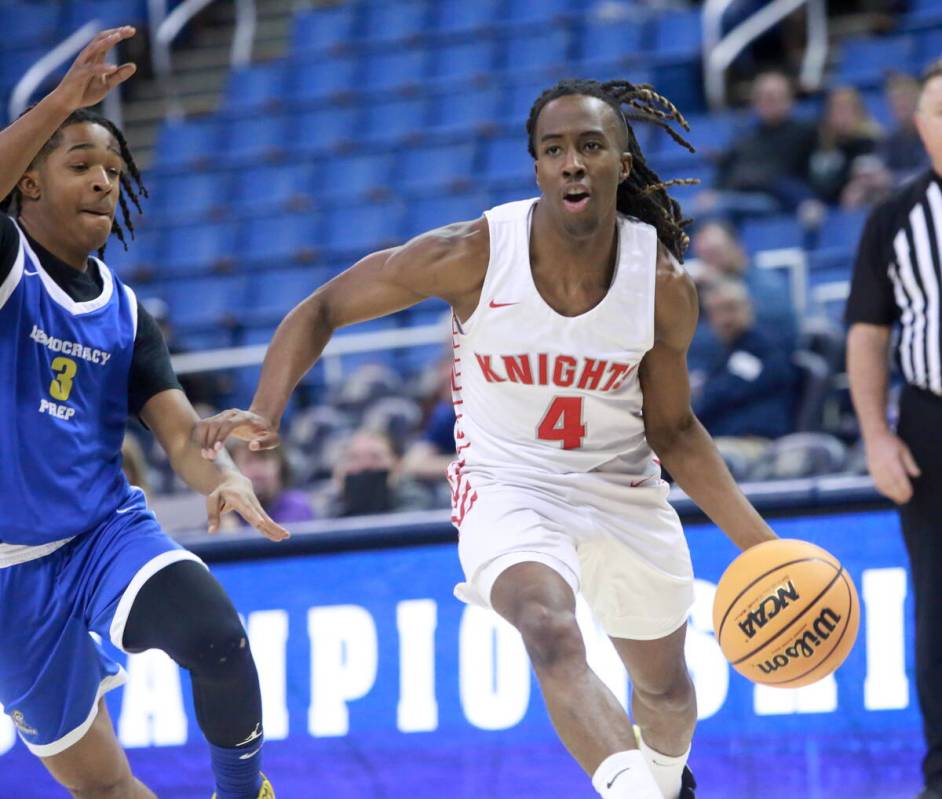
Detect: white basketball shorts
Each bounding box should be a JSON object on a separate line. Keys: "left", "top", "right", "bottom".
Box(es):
{"left": 452, "top": 467, "right": 695, "bottom": 640}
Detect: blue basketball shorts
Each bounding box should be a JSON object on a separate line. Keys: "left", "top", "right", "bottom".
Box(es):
{"left": 0, "top": 488, "right": 204, "bottom": 757}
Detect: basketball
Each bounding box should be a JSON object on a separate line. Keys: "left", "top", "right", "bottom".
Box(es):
{"left": 712, "top": 538, "right": 860, "bottom": 688}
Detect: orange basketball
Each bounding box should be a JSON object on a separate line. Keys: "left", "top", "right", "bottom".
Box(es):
{"left": 712, "top": 538, "right": 860, "bottom": 688}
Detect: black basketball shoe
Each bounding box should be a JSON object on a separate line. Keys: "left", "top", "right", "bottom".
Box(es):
{"left": 679, "top": 766, "right": 697, "bottom": 798}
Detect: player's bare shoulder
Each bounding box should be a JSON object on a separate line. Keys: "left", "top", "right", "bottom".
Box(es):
{"left": 388, "top": 216, "right": 490, "bottom": 316}
{"left": 653, "top": 240, "right": 698, "bottom": 348}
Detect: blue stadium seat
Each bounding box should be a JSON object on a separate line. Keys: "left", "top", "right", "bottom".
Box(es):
{"left": 427, "top": 84, "right": 502, "bottom": 135}
{"left": 148, "top": 171, "right": 232, "bottom": 221}
{"left": 164, "top": 275, "right": 248, "bottom": 328}
{"left": 239, "top": 212, "right": 320, "bottom": 265}
{"left": 860, "top": 87, "right": 894, "bottom": 130}
{"left": 431, "top": 0, "right": 500, "bottom": 34}
{"left": 396, "top": 142, "right": 477, "bottom": 192}
{"left": 292, "top": 5, "right": 358, "bottom": 53}
{"left": 223, "top": 62, "right": 288, "bottom": 114}
{"left": 815, "top": 209, "right": 868, "bottom": 253}
{"left": 359, "top": 1, "right": 430, "bottom": 43}
{"left": 163, "top": 221, "right": 239, "bottom": 274}
{"left": 361, "top": 96, "right": 430, "bottom": 144}
{"left": 505, "top": 0, "right": 573, "bottom": 24}
{"left": 322, "top": 202, "right": 406, "bottom": 256}
{"left": 321, "top": 153, "right": 395, "bottom": 200}
{"left": 0, "top": 44, "right": 47, "bottom": 99}
{"left": 103, "top": 227, "right": 161, "bottom": 280}
{"left": 225, "top": 113, "right": 288, "bottom": 162}
{"left": 7, "top": 2, "right": 60, "bottom": 44}
{"left": 287, "top": 55, "right": 358, "bottom": 102}
{"left": 577, "top": 19, "right": 646, "bottom": 64}
{"left": 576, "top": 59, "right": 651, "bottom": 87}
{"left": 66, "top": 0, "right": 144, "bottom": 30}
{"left": 362, "top": 49, "right": 428, "bottom": 92}
{"left": 232, "top": 163, "right": 313, "bottom": 212}
{"left": 154, "top": 117, "right": 222, "bottom": 169}
{"left": 907, "top": 0, "right": 942, "bottom": 28}
{"left": 428, "top": 39, "right": 496, "bottom": 85}
{"left": 245, "top": 267, "right": 332, "bottom": 323}
{"left": 503, "top": 28, "right": 571, "bottom": 72}
{"left": 403, "top": 191, "right": 490, "bottom": 235}
{"left": 501, "top": 77, "right": 557, "bottom": 123}
{"left": 918, "top": 27, "right": 942, "bottom": 63}
{"left": 740, "top": 216, "right": 806, "bottom": 254}
{"left": 652, "top": 10, "right": 702, "bottom": 60}
{"left": 483, "top": 134, "right": 533, "bottom": 186}
{"left": 290, "top": 105, "right": 359, "bottom": 155}
{"left": 838, "top": 35, "right": 918, "bottom": 87}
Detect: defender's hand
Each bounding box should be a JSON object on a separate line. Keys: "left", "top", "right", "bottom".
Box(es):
{"left": 50, "top": 26, "right": 137, "bottom": 112}
{"left": 206, "top": 474, "right": 290, "bottom": 541}
{"left": 194, "top": 409, "right": 281, "bottom": 459}
{"left": 866, "top": 431, "right": 921, "bottom": 504}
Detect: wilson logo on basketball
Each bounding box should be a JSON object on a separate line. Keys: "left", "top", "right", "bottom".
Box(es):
{"left": 755, "top": 607, "right": 843, "bottom": 676}
{"left": 737, "top": 580, "right": 800, "bottom": 639}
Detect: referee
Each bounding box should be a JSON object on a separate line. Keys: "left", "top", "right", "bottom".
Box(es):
{"left": 847, "top": 58, "right": 942, "bottom": 799}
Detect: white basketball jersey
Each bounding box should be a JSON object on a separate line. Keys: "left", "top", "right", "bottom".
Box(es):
{"left": 449, "top": 197, "right": 662, "bottom": 517}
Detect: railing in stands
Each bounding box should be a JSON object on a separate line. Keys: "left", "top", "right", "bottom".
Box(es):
{"left": 148, "top": 0, "right": 257, "bottom": 119}
{"left": 8, "top": 21, "right": 123, "bottom": 127}
{"left": 170, "top": 318, "right": 452, "bottom": 382}
{"left": 703, "top": 0, "right": 829, "bottom": 109}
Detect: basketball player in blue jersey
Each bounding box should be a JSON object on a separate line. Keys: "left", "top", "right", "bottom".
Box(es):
{"left": 198, "top": 80, "right": 780, "bottom": 799}
{"left": 0, "top": 28, "right": 285, "bottom": 799}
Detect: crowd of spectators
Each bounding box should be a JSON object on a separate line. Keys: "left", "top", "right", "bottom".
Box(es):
{"left": 126, "top": 29, "right": 938, "bottom": 524}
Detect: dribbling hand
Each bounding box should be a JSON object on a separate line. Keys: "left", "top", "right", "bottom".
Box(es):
{"left": 194, "top": 409, "right": 282, "bottom": 460}
{"left": 865, "top": 430, "right": 921, "bottom": 504}
{"left": 206, "top": 473, "right": 290, "bottom": 542}
{"left": 50, "top": 26, "right": 137, "bottom": 112}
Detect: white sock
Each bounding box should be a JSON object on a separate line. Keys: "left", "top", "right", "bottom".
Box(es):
{"left": 638, "top": 734, "right": 690, "bottom": 799}
{"left": 592, "top": 750, "right": 662, "bottom": 799}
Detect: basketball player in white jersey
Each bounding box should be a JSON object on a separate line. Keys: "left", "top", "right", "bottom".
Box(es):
{"left": 196, "top": 79, "right": 778, "bottom": 799}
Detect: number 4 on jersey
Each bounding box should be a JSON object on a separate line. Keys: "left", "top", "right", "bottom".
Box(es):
{"left": 537, "top": 396, "right": 586, "bottom": 449}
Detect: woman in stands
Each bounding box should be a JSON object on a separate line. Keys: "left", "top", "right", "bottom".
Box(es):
{"left": 0, "top": 27, "right": 284, "bottom": 799}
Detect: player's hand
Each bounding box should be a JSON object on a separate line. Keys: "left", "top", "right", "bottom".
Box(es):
{"left": 50, "top": 26, "right": 137, "bottom": 112}
{"left": 194, "top": 408, "right": 281, "bottom": 459}
{"left": 865, "top": 430, "right": 921, "bottom": 504}
{"left": 206, "top": 474, "right": 290, "bottom": 542}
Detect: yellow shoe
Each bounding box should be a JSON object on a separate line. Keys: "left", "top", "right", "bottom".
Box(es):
{"left": 211, "top": 773, "right": 274, "bottom": 799}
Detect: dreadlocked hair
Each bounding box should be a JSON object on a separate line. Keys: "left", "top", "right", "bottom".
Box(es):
{"left": 526, "top": 78, "right": 696, "bottom": 262}
{"left": 0, "top": 107, "right": 147, "bottom": 258}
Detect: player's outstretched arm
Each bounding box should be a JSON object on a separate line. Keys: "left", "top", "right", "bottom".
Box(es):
{"left": 0, "top": 26, "right": 136, "bottom": 204}
{"left": 639, "top": 242, "right": 777, "bottom": 550}
{"left": 141, "top": 388, "right": 290, "bottom": 541}
{"left": 195, "top": 218, "right": 489, "bottom": 455}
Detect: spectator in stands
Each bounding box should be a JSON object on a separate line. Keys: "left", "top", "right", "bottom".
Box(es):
{"left": 693, "top": 280, "right": 797, "bottom": 468}
{"left": 691, "top": 219, "right": 797, "bottom": 340}
{"left": 809, "top": 86, "right": 882, "bottom": 204}
{"left": 879, "top": 71, "right": 930, "bottom": 180}
{"left": 330, "top": 429, "right": 432, "bottom": 517}
{"left": 401, "top": 354, "right": 456, "bottom": 494}
{"left": 229, "top": 439, "right": 315, "bottom": 525}
{"left": 696, "top": 70, "right": 817, "bottom": 217}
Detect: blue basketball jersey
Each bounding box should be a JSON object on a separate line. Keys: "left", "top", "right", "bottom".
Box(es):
{"left": 0, "top": 220, "right": 137, "bottom": 545}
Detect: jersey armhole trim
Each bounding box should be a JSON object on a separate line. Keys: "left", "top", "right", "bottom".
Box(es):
{"left": 123, "top": 283, "right": 139, "bottom": 339}
{"left": 0, "top": 231, "right": 24, "bottom": 311}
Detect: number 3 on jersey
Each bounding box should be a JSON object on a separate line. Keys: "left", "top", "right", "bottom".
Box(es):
{"left": 537, "top": 396, "right": 586, "bottom": 449}
{"left": 49, "top": 356, "right": 78, "bottom": 401}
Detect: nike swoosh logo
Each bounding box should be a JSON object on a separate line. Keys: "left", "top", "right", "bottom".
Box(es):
{"left": 235, "top": 723, "right": 263, "bottom": 747}
{"left": 606, "top": 767, "right": 631, "bottom": 789}
{"left": 24, "top": 270, "right": 38, "bottom": 276}
{"left": 115, "top": 505, "right": 137, "bottom": 514}
{"left": 238, "top": 746, "right": 262, "bottom": 760}
{"left": 488, "top": 299, "right": 518, "bottom": 308}
{"left": 629, "top": 477, "right": 653, "bottom": 487}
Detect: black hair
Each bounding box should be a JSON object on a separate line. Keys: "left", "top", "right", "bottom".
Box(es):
{"left": 526, "top": 78, "right": 696, "bottom": 261}
{"left": 0, "top": 107, "right": 147, "bottom": 258}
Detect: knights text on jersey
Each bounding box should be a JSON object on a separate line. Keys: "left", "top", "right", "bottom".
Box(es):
{"left": 0, "top": 220, "right": 137, "bottom": 546}
{"left": 450, "top": 198, "right": 659, "bottom": 485}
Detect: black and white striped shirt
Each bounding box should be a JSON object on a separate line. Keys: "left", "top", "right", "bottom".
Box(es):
{"left": 846, "top": 169, "right": 942, "bottom": 395}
